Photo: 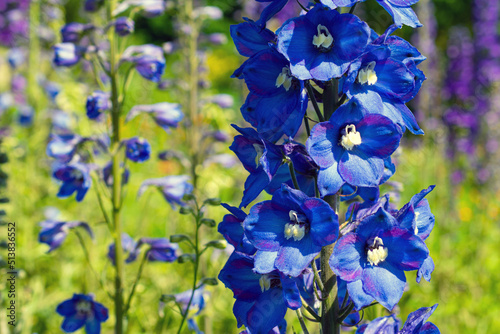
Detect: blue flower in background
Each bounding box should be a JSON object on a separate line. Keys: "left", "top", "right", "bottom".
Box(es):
{"left": 277, "top": 4, "right": 370, "bottom": 81}
{"left": 84, "top": 0, "right": 104, "bottom": 12}
{"left": 86, "top": 91, "right": 111, "bottom": 120}
{"left": 53, "top": 43, "right": 84, "bottom": 67}
{"left": 121, "top": 45, "right": 165, "bottom": 82}
{"left": 126, "top": 102, "right": 183, "bottom": 132}
{"left": 47, "top": 134, "right": 83, "bottom": 163}
{"left": 244, "top": 184, "right": 338, "bottom": 276}
{"left": 306, "top": 97, "right": 402, "bottom": 196}
{"left": 17, "top": 105, "right": 34, "bottom": 127}
{"left": 61, "top": 22, "right": 94, "bottom": 43}
{"left": 39, "top": 220, "right": 93, "bottom": 253}
{"left": 138, "top": 175, "right": 193, "bottom": 208}
{"left": 112, "top": 17, "right": 134, "bottom": 36}
{"left": 356, "top": 304, "right": 439, "bottom": 333}
{"left": 102, "top": 161, "right": 130, "bottom": 187}
{"left": 330, "top": 207, "right": 429, "bottom": 310}
{"left": 124, "top": 137, "right": 151, "bottom": 162}
{"left": 56, "top": 293, "right": 108, "bottom": 334}
{"left": 107, "top": 233, "right": 138, "bottom": 265}
{"left": 7, "top": 48, "right": 25, "bottom": 69}
{"left": 129, "top": 238, "right": 180, "bottom": 262}
{"left": 53, "top": 163, "right": 92, "bottom": 202}
{"left": 233, "top": 47, "right": 308, "bottom": 142}
{"left": 219, "top": 251, "right": 299, "bottom": 334}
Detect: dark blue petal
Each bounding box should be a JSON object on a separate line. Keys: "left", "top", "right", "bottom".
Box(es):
{"left": 280, "top": 274, "right": 302, "bottom": 309}
{"left": 56, "top": 299, "right": 77, "bottom": 316}
{"left": 244, "top": 201, "right": 288, "bottom": 251}
{"left": 256, "top": 0, "right": 289, "bottom": 28}
{"left": 400, "top": 304, "right": 438, "bottom": 333}
{"left": 246, "top": 288, "right": 288, "bottom": 334}
{"left": 219, "top": 252, "right": 262, "bottom": 301}
{"left": 230, "top": 20, "right": 276, "bottom": 57}
{"left": 330, "top": 233, "right": 364, "bottom": 282}
{"left": 61, "top": 314, "right": 86, "bottom": 332}
{"left": 381, "top": 227, "right": 429, "bottom": 271}
{"left": 85, "top": 319, "right": 101, "bottom": 334}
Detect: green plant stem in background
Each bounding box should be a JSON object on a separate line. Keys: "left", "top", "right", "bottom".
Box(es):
{"left": 124, "top": 251, "right": 149, "bottom": 314}
{"left": 28, "top": 0, "right": 41, "bottom": 111}
{"left": 177, "top": 208, "right": 202, "bottom": 334}
{"left": 107, "top": 1, "right": 125, "bottom": 333}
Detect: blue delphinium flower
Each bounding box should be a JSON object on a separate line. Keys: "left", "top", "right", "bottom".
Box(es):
{"left": 112, "top": 17, "right": 134, "bottom": 36}
{"left": 7, "top": 48, "right": 25, "bottom": 69}
{"left": 173, "top": 288, "right": 206, "bottom": 334}
{"left": 233, "top": 47, "right": 308, "bottom": 142}
{"left": 17, "top": 105, "right": 34, "bottom": 127}
{"left": 394, "top": 185, "right": 436, "bottom": 282}
{"left": 218, "top": 203, "right": 256, "bottom": 254}
{"left": 124, "top": 137, "right": 151, "bottom": 162}
{"left": 255, "top": 0, "right": 289, "bottom": 28}
{"left": 56, "top": 293, "right": 108, "bottom": 334}
{"left": 126, "top": 102, "right": 183, "bottom": 132}
{"left": 39, "top": 220, "right": 93, "bottom": 253}
{"left": 121, "top": 45, "right": 165, "bottom": 82}
{"left": 356, "top": 304, "right": 439, "bottom": 333}
{"left": 61, "top": 22, "right": 94, "bottom": 43}
{"left": 86, "top": 91, "right": 111, "bottom": 120}
{"left": 244, "top": 184, "right": 338, "bottom": 276}
{"left": 53, "top": 163, "right": 92, "bottom": 202}
{"left": 107, "top": 233, "right": 138, "bottom": 265}
{"left": 306, "top": 97, "right": 402, "bottom": 197}
{"left": 276, "top": 4, "right": 370, "bottom": 81}
{"left": 53, "top": 43, "right": 84, "bottom": 67}
{"left": 230, "top": 19, "right": 276, "bottom": 58}
{"left": 130, "top": 238, "right": 180, "bottom": 262}
{"left": 137, "top": 175, "right": 193, "bottom": 208}
{"left": 330, "top": 207, "right": 429, "bottom": 310}
{"left": 219, "top": 251, "right": 300, "bottom": 333}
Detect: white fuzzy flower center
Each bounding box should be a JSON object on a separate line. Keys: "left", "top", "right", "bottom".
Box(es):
{"left": 259, "top": 275, "right": 271, "bottom": 292}
{"left": 313, "top": 25, "right": 334, "bottom": 49}
{"left": 358, "top": 61, "right": 378, "bottom": 85}
{"left": 341, "top": 124, "right": 362, "bottom": 150}
{"left": 76, "top": 301, "right": 92, "bottom": 315}
{"left": 275, "top": 67, "right": 293, "bottom": 91}
{"left": 284, "top": 210, "right": 307, "bottom": 241}
{"left": 253, "top": 143, "right": 264, "bottom": 167}
{"left": 367, "top": 237, "right": 388, "bottom": 266}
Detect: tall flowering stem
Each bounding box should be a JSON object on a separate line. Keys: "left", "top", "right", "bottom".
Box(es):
{"left": 107, "top": 0, "right": 125, "bottom": 332}
{"left": 220, "top": 0, "right": 439, "bottom": 333}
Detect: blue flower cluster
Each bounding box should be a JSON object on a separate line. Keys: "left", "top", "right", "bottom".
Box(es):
{"left": 220, "top": 1, "right": 439, "bottom": 333}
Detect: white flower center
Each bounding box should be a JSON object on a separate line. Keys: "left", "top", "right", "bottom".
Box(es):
{"left": 259, "top": 275, "right": 271, "bottom": 292}
{"left": 358, "top": 61, "right": 378, "bottom": 85}
{"left": 312, "top": 25, "right": 334, "bottom": 49}
{"left": 341, "top": 124, "right": 362, "bottom": 150}
{"left": 76, "top": 301, "right": 92, "bottom": 315}
{"left": 275, "top": 67, "right": 293, "bottom": 91}
{"left": 284, "top": 210, "right": 307, "bottom": 241}
{"left": 367, "top": 237, "right": 388, "bottom": 266}
{"left": 414, "top": 212, "right": 420, "bottom": 235}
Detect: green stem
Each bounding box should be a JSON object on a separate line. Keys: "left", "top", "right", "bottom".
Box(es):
{"left": 177, "top": 212, "right": 201, "bottom": 334}
{"left": 303, "top": 113, "right": 311, "bottom": 137}
{"left": 305, "top": 82, "right": 325, "bottom": 122}
{"left": 323, "top": 80, "right": 338, "bottom": 120}
{"left": 296, "top": 309, "right": 310, "bottom": 334}
{"left": 124, "top": 251, "right": 149, "bottom": 314}
{"left": 288, "top": 161, "right": 300, "bottom": 190}
{"left": 107, "top": 1, "right": 125, "bottom": 333}
{"left": 320, "top": 194, "right": 340, "bottom": 334}
{"left": 28, "top": 0, "right": 40, "bottom": 112}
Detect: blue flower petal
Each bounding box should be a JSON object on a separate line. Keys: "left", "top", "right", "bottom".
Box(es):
{"left": 254, "top": 250, "right": 278, "bottom": 274}
{"left": 330, "top": 233, "right": 364, "bottom": 282}
{"left": 244, "top": 201, "right": 288, "bottom": 251}
{"left": 361, "top": 261, "right": 406, "bottom": 310}
{"left": 61, "top": 314, "right": 86, "bottom": 332}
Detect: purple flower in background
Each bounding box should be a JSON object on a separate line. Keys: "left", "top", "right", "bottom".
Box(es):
{"left": 126, "top": 102, "right": 183, "bottom": 132}
{"left": 61, "top": 22, "right": 94, "bottom": 43}
{"left": 53, "top": 163, "right": 92, "bottom": 202}
{"left": 210, "top": 94, "right": 234, "bottom": 108}
{"left": 102, "top": 162, "right": 130, "bottom": 187}
{"left": 39, "top": 221, "right": 93, "bottom": 253}
{"left": 244, "top": 184, "right": 338, "bottom": 276}
{"left": 46, "top": 133, "right": 83, "bottom": 163}
{"left": 17, "top": 105, "right": 34, "bottom": 127}
{"left": 130, "top": 238, "right": 180, "bottom": 262}
{"left": 56, "top": 294, "right": 108, "bottom": 334}
{"left": 121, "top": 44, "right": 165, "bottom": 82}
{"left": 107, "top": 233, "right": 138, "bottom": 265}
{"left": 7, "top": 48, "right": 25, "bottom": 69}
{"left": 84, "top": 0, "right": 104, "bottom": 12}
{"left": 276, "top": 4, "right": 370, "bottom": 81}
{"left": 306, "top": 97, "right": 402, "bottom": 196}
{"left": 124, "top": 137, "right": 151, "bottom": 162}
{"left": 113, "top": 17, "right": 134, "bottom": 36}
{"left": 53, "top": 43, "right": 84, "bottom": 67}
{"left": 138, "top": 175, "right": 193, "bottom": 208}
{"left": 330, "top": 207, "right": 429, "bottom": 310}
{"left": 86, "top": 91, "right": 111, "bottom": 120}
